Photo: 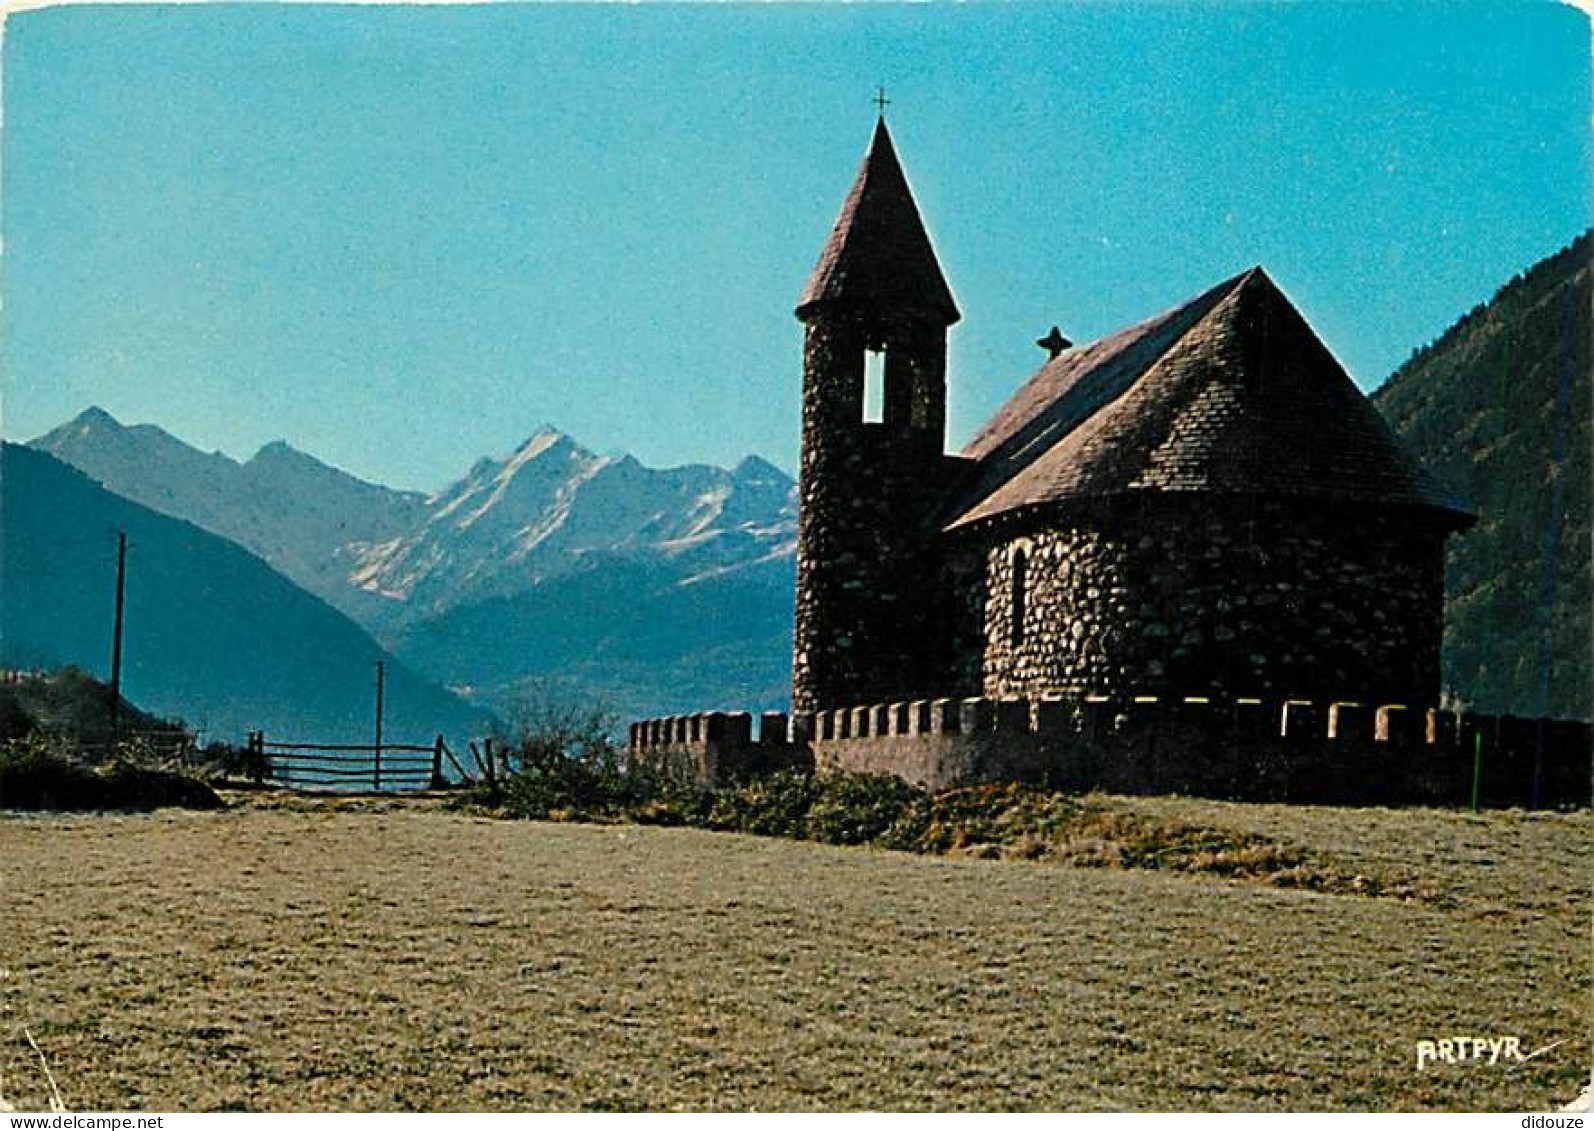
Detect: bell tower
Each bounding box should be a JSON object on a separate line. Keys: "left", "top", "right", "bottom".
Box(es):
{"left": 791, "top": 117, "right": 961, "bottom": 713}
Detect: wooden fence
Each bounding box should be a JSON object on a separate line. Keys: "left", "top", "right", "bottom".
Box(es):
{"left": 246, "top": 732, "right": 470, "bottom": 792}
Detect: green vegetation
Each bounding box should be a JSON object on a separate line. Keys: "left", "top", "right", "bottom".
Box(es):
{"left": 0, "top": 737, "right": 223, "bottom": 812}
{"left": 1374, "top": 231, "right": 1591, "bottom": 720}
{"left": 0, "top": 669, "right": 225, "bottom": 811}
{"left": 461, "top": 738, "right": 1434, "bottom": 901}
{"left": 0, "top": 666, "right": 190, "bottom": 756}
{"left": 473, "top": 691, "right": 652, "bottom": 817}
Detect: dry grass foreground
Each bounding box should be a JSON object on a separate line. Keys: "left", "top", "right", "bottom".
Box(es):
{"left": 1, "top": 792, "right": 1588, "bottom": 1111}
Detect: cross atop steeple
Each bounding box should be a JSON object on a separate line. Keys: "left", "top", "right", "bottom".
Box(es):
{"left": 874, "top": 85, "right": 890, "bottom": 117}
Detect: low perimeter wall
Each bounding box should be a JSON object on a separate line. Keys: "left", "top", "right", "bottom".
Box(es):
{"left": 628, "top": 697, "right": 1591, "bottom": 808}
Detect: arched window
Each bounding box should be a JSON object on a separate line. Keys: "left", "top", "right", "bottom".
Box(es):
{"left": 1010, "top": 548, "right": 1028, "bottom": 647}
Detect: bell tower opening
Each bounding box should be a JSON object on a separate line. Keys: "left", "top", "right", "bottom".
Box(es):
{"left": 864, "top": 348, "right": 886, "bottom": 423}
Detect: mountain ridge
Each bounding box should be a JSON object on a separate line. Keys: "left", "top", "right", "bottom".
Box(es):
{"left": 33, "top": 408, "right": 431, "bottom": 627}
{"left": 0, "top": 442, "right": 488, "bottom": 743}
{"left": 33, "top": 407, "right": 797, "bottom": 627}
{"left": 31, "top": 408, "right": 799, "bottom": 719}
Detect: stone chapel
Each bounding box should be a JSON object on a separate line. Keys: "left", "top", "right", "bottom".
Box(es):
{"left": 790, "top": 118, "right": 1475, "bottom": 715}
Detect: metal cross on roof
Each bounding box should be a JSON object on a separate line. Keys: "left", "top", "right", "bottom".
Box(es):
{"left": 1037, "top": 325, "right": 1073, "bottom": 358}
{"left": 874, "top": 86, "right": 890, "bottom": 115}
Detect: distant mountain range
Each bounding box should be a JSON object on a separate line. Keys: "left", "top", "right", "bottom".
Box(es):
{"left": 35, "top": 406, "right": 428, "bottom": 629}
{"left": 346, "top": 427, "right": 795, "bottom": 626}
{"left": 1374, "top": 231, "right": 1590, "bottom": 721}
{"left": 30, "top": 411, "right": 797, "bottom": 724}
{"left": 0, "top": 443, "right": 486, "bottom": 744}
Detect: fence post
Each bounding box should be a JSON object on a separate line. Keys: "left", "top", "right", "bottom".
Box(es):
{"left": 431, "top": 735, "right": 446, "bottom": 790}
{"left": 1470, "top": 726, "right": 1483, "bottom": 812}
{"left": 251, "top": 731, "right": 266, "bottom": 785}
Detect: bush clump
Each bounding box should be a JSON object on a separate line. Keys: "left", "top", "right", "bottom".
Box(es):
{"left": 803, "top": 772, "right": 927, "bottom": 846}
{"left": 689, "top": 770, "right": 928, "bottom": 845}
{"left": 0, "top": 667, "right": 193, "bottom": 760}
{"left": 706, "top": 770, "right": 821, "bottom": 838}
{"left": 460, "top": 693, "right": 710, "bottom": 823}
{"left": 192, "top": 739, "right": 269, "bottom": 784}
{"left": 0, "top": 738, "right": 225, "bottom": 812}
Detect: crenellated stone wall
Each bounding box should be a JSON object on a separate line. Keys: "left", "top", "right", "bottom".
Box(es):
{"left": 629, "top": 696, "right": 1590, "bottom": 807}
{"left": 976, "top": 498, "right": 1447, "bottom": 706}
{"left": 628, "top": 710, "right": 812, "bottom": 789}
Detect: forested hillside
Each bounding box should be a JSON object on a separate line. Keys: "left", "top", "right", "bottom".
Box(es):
{"left": 1375, "top": 233, "right": 1590, "bottom": 720}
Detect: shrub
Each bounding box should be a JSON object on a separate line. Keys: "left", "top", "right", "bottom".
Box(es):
{"left": 804, "top": 772, "right": 927, "bottom": 846}
{"left": 626, "top": 790, "right": 714, "bottom": 827}
{"left": 0, "top": 691, "right": 35, "bottom": 742}
{"left": 192, "top": 740, "right": 268, "bottom": 783}
{"left": 94, "top": 759, "right": 227, "bottom": 811}
{"left": 0, "top": 738, "right": 224, "bottom": 812}
{"left": 459, "top": 686, "right": 707, "bottom": 821}
{"left": 904, "top": 783, "right": 1081, "bottom": 855}
{"left": 493, "top": 754, "right": 634, "bottom": 820}
{"left": 0, "top": 737, "right": 99, "bottom": 809}
{"left": 706, "top": 770, "right": 822, "bottom": 837}
{"left": 697, "top": 770, "right": 932, "bottom": 846}
{"left": 0, "top": 667, "right": 193, "bottom": 761}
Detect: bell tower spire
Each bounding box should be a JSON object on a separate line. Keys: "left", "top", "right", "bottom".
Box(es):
{"left": 796, "top": 117, "right": 960, "bottom": 333}
{"left": 791, "top": 118, "right": 961, "bottom": 713}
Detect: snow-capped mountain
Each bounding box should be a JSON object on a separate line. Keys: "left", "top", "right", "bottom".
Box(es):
{"left": 349, "top": 427, "right": 796, "bottom": 620}
{"left": 33, "top": 408, "right": 428, "bottom": 624}
{"left": 35, "top": 409, "right": 796, "bottom": 631}
{"left": 30, "top": 408, "right": 797, "bottom": 718}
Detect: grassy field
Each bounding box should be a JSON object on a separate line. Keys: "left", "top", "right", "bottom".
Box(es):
{"left": 1, "top": 793, "right": 1588, "bottom": 1111}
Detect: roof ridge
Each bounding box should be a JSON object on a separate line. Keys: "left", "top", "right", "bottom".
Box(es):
{"left": 957, "top": 268, "right": 1253, "bottom": 474}
{"left": 945, "top": 266, "right": 1474, "bottom": 531}
{"left": 1130, "top": 264, "right": 1259, "bottom": 380}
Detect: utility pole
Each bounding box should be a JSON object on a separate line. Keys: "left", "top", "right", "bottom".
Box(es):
{"left": 373, "top": 660, "right": 385, "bottom": 791}
{"left": 109, "top": 531, "right": 127, "bottom": 742}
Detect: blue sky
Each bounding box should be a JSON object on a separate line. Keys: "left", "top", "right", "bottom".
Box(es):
{"left": 3, "top": 2, "right": 1588, "bottom": 491}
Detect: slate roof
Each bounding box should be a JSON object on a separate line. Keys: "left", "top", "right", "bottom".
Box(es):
{"left": 796, "top": 120, "right": 961, "bottom": 327}
{"left": 947, "top": 267, "right": 1474, "bottom": 531}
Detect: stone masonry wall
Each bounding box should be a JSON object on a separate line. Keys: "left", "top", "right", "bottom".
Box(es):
{"left": 628, "top": 711, "right": 811, "bottom": 790}
{"left": 978, "top": 498, "right": 1446, "bottom": 705}
{"left": 630, "top": 697, "right": 1591, "bottom": 807}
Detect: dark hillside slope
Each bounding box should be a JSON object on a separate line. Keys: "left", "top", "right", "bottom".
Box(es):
{"left": 1374, "top": 233, "right": 1590, "bottom": 720}
{"left": 394, "top": 552, "right": 794, "bottom": 721}
{"left": 0, "top": 444, "right": 487, "bottom": 743}
{"left": 0, "top": 666, "right": 189, "bottom": 754}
